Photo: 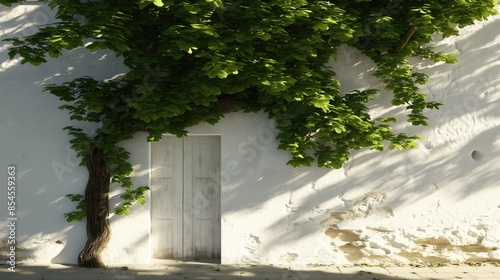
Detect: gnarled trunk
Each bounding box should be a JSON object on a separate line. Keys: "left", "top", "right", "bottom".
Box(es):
{"left": 78, "top": 146, "right": 111, "bottom": 268}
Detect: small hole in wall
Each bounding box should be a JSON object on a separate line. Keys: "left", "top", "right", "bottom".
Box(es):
{"left": 471, "top": 150, "right": 480, "bottom": 160}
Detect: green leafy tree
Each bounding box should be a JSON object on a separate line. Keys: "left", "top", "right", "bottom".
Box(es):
{"left": 1, "top": 0, "right": 497, "bottom": 267}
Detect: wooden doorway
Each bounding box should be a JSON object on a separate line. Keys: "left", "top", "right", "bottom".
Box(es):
{"left": 151, "top": 136, "right": 221, "bottom": 259}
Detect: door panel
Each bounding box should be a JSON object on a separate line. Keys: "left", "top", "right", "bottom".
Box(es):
{"left": 185, "top": 137, "right": 221, "bottom": 258}
{"left": 151, "top": 138, "right": 183, "bottom": 258}
{"left": 152, "top": 136, "right": 221, "bottom": 259}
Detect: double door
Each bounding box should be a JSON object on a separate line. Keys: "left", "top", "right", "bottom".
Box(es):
{"left": 151, "top": 136, "right": 221, "bottom": 259}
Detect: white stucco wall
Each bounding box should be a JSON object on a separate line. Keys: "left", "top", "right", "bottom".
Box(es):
{"left": 1, "top": 3, "right": 499, "bottom": 266}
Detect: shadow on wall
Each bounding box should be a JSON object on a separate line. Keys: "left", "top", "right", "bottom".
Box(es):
{"left": 0, "top": 3, "right": 127, "bottom": 264}
{"left": 1, "top": 1, "right": 499, "bottom": 267}
{"left": 219, "top": 10, "right": 500, "bottom": 265}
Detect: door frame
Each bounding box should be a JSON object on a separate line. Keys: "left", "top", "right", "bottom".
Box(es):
{"left": 149, "top": 134, "right": 222, "bottom": 260}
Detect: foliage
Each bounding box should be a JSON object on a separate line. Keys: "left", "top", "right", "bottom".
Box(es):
{"left": 1, "top": 0, "right": 497, "bottom": 218}
{"left": 64, "top": 194, "right": 86, "bottom": 222}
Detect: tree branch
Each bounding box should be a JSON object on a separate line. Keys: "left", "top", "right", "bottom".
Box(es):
{"left": 394, "top": 27, "right": 417, "bottom": 52}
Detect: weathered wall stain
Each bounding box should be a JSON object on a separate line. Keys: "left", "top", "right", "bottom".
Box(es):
{"left": 279, "top": 252, "right": 298, "bottom": 262}
{"left": 325, "top": 228, "right": 362, "bottom": 243}
{"left": 398, "top": 251, "right": 450, "bottom": 263}
{"left": 320, "top": 192, "right": 391, "bottom": 227}
{"left": 320, "top": 192, "right": 500, "bottom": 264}
{"left": 339, "top": 243, "right": 364, "bottom": 262}
{"left": 240, "top": 234, "right": 261, "bottom": 263}
{"left": 414, "top": 237, "right": 498, "bottom": 254}
{"left": 415, "top": 237, "right": 452, "bottom": 250}
{"left": 320, "top": 192, "right": 391, "bottom": 263}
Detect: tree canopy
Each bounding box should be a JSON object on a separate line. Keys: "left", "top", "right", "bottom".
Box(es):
{"left": 1, "top": 0, "right": 497, "bottom": 267}
{"left": 3, "top": 0, "right": 498, "bottom": 214}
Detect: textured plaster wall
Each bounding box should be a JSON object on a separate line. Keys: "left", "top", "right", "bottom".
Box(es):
{"left": 185, "top": 7, "right": 500, "bottom": 265}
{"left": 0, "top": 3, "right": 149, "bottom": 265}
{"left": 0, "top": 3, "right": 499, "bottom": 265}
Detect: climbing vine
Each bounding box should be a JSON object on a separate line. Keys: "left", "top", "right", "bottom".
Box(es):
{"left": 1, "top": 0, "right": 497, "bottom": 267}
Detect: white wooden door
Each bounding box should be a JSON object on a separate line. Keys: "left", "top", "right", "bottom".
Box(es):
{"left": 151, "top": 136, "right": 221, "bottom": 259}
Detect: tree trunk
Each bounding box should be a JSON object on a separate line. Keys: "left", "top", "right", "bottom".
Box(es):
{"left": 78, "top": 146, "right": 111, "bottom": 268}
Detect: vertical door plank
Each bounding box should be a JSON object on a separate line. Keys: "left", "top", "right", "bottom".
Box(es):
{"left": 188, "top": 136, "right": 221, "bottom": 258}
{"left": 151, "top": 137, "right": 183, "bottom": 258}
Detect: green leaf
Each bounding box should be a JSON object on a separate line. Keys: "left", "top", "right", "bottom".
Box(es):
{"left": 7, "top": 50, "right": 17, "bottom": 59}
{"left": 313, "top": 23, "right": 329, "bottom": 31}
{"left": 389, "top": 143, "right": 404, "bottom": 150}
{"left": 28, "top": 58, "right": 46, "bottom": 66}
{"left": 152, "top": 0, "right": 164, "bottom": 7}
{"left": 378, "top": 117, "right": 397, "bottom": 123}
{"left": 86, "top": 42, "right": 101, "bottom": 52}
{"left": 255, "top": 31, "right": 271, "bottom": 41}
{"left": 216, "top": 69, "right": 228, "bottom": 79}
{"left": 48, "top": 50, "right": 61, "bottom": 58}
{"left": 184, "top": 4, "right": 201, "bottom": 14}
{"left": 309, "top": 95, "right": 331, "bottom": 111}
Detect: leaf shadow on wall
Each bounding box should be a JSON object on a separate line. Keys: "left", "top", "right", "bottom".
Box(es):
{"left": 0, "top": 3, "right": 127, "bottom": 264}
{"left": 222, "top": 14, "right": 500, "bottom": 265}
